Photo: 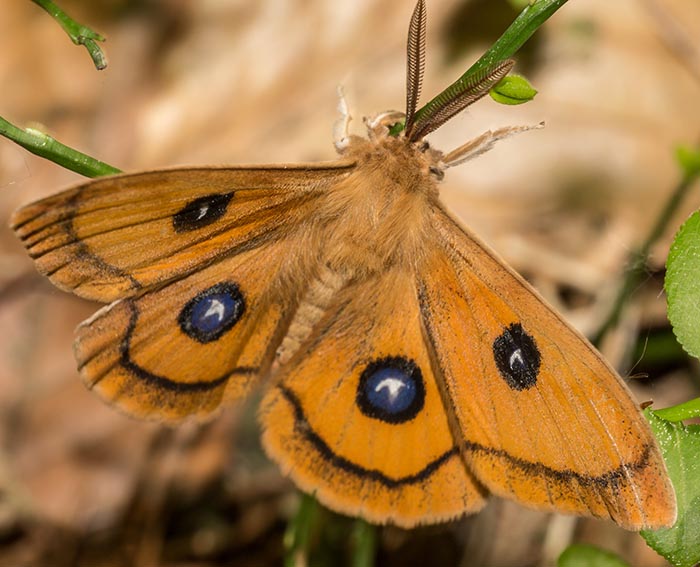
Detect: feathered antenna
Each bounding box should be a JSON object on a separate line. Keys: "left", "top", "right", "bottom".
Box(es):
{"left": 404, "top": 0, "right": 427, "bottom": 138}
{"left": 408, "top": 58, "right": 514, "bottom": 142}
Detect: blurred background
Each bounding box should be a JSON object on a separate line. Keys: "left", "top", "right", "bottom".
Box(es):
{"left": 0, "top": 0, "right": 699, "bottom": 565}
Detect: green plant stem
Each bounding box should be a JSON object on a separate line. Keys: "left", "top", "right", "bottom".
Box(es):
{"left": 413, "top": 0, "right": 569, "bottom": 126}
{"left": 592, "top": 169, "right": 700, "bottom": 347}
{"left": 284, "top": 493, "right": 321, "bottom": 567}
{"left": 31, "top": 0, "right": 107, "bottom": 69}
{"left": 0, "top": 116, "right": 120, "bottom": 177}
{"left": 351, "top": 519, "right": 377, "bottom": 567}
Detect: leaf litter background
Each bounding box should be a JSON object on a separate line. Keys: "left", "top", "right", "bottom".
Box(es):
{"left": 0, "top": 0, "right": 699, "bottom": 565}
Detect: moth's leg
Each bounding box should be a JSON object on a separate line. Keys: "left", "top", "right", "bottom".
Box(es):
{"left": 442, "top": 122, "right": 544, "bottom": 168}
{"left": 334, "top": 86, "right": 352, "bottom": 151}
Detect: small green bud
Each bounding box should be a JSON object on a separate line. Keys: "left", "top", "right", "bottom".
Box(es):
{"left": 489, "top": 75, "right": 537, "bottom": 105}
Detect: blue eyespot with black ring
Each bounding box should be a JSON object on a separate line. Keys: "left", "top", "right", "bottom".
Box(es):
{"left": 356, "top": 356, "right": 425, "bottom": 424}
{"left": 178, "top": 282, "right": 245, "bottom": 343}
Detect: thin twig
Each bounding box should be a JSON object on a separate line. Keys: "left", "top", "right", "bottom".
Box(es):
{"left": 31, "top": 0, "right": 108, "bottom": 70}
{"left": 592, "top": 161, "right": 700, "bottom": 346}
{"left": 639, "top": 0, "right": 700, "bottom": 83}
{"left": 0, "top": 116, "right": 120, "bottom": 177}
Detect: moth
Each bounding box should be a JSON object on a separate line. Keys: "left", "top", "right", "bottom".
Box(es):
{"left": 11, "top": 0, "right": 675, "bottom": 529}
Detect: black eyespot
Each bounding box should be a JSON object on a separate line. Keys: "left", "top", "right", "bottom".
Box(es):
{"left": 356, "top": 356, "right": 425, "bottom": 424}
{"left": 178, "top": 282, "right": 245, "bottom": 343}
{"left": 173, "top": 192, "right": 234, "bottom": 233}
{"left": 493, "top": 323, "right": 540, "bottom": 390}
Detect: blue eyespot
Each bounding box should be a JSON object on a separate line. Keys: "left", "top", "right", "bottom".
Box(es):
{"left": 178, "top": 282, "right": 245, "bottom": 343}
{"left": 356, "top": 356, "right": 425, "bottom": 424}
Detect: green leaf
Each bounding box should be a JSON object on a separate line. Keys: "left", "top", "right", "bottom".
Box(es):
{"left": 654, "top": 398, "right": 700, "bottom": 423}
{"left": 666, "top": 210, "right": 700, "bottom": 359}
{"left": 641, "top": 410, "right": 700, "bottom": 567}
{"left": 557, "top": 543, "right": 630, "bottom": 567}
{"left": 508, "top": 0, "right": 534, "bottom": 9}
{"left": 675, "top": 145, "right": 700, "bottom": 180}
{"left": 489, "top": 75, "right": 537, "bottom": 105}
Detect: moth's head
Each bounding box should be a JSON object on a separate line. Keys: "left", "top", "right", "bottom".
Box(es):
{"left": 358, "top": 103, "right": 542, "bottom": 183}
{"left": 352, "top": 110, "right": 446, "bottom": 182}
{"left": 379, "top": 0, "right": 519, "bottom": 174}
{"left": 340, "top": 0, "right": 530, "bottom": 180}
